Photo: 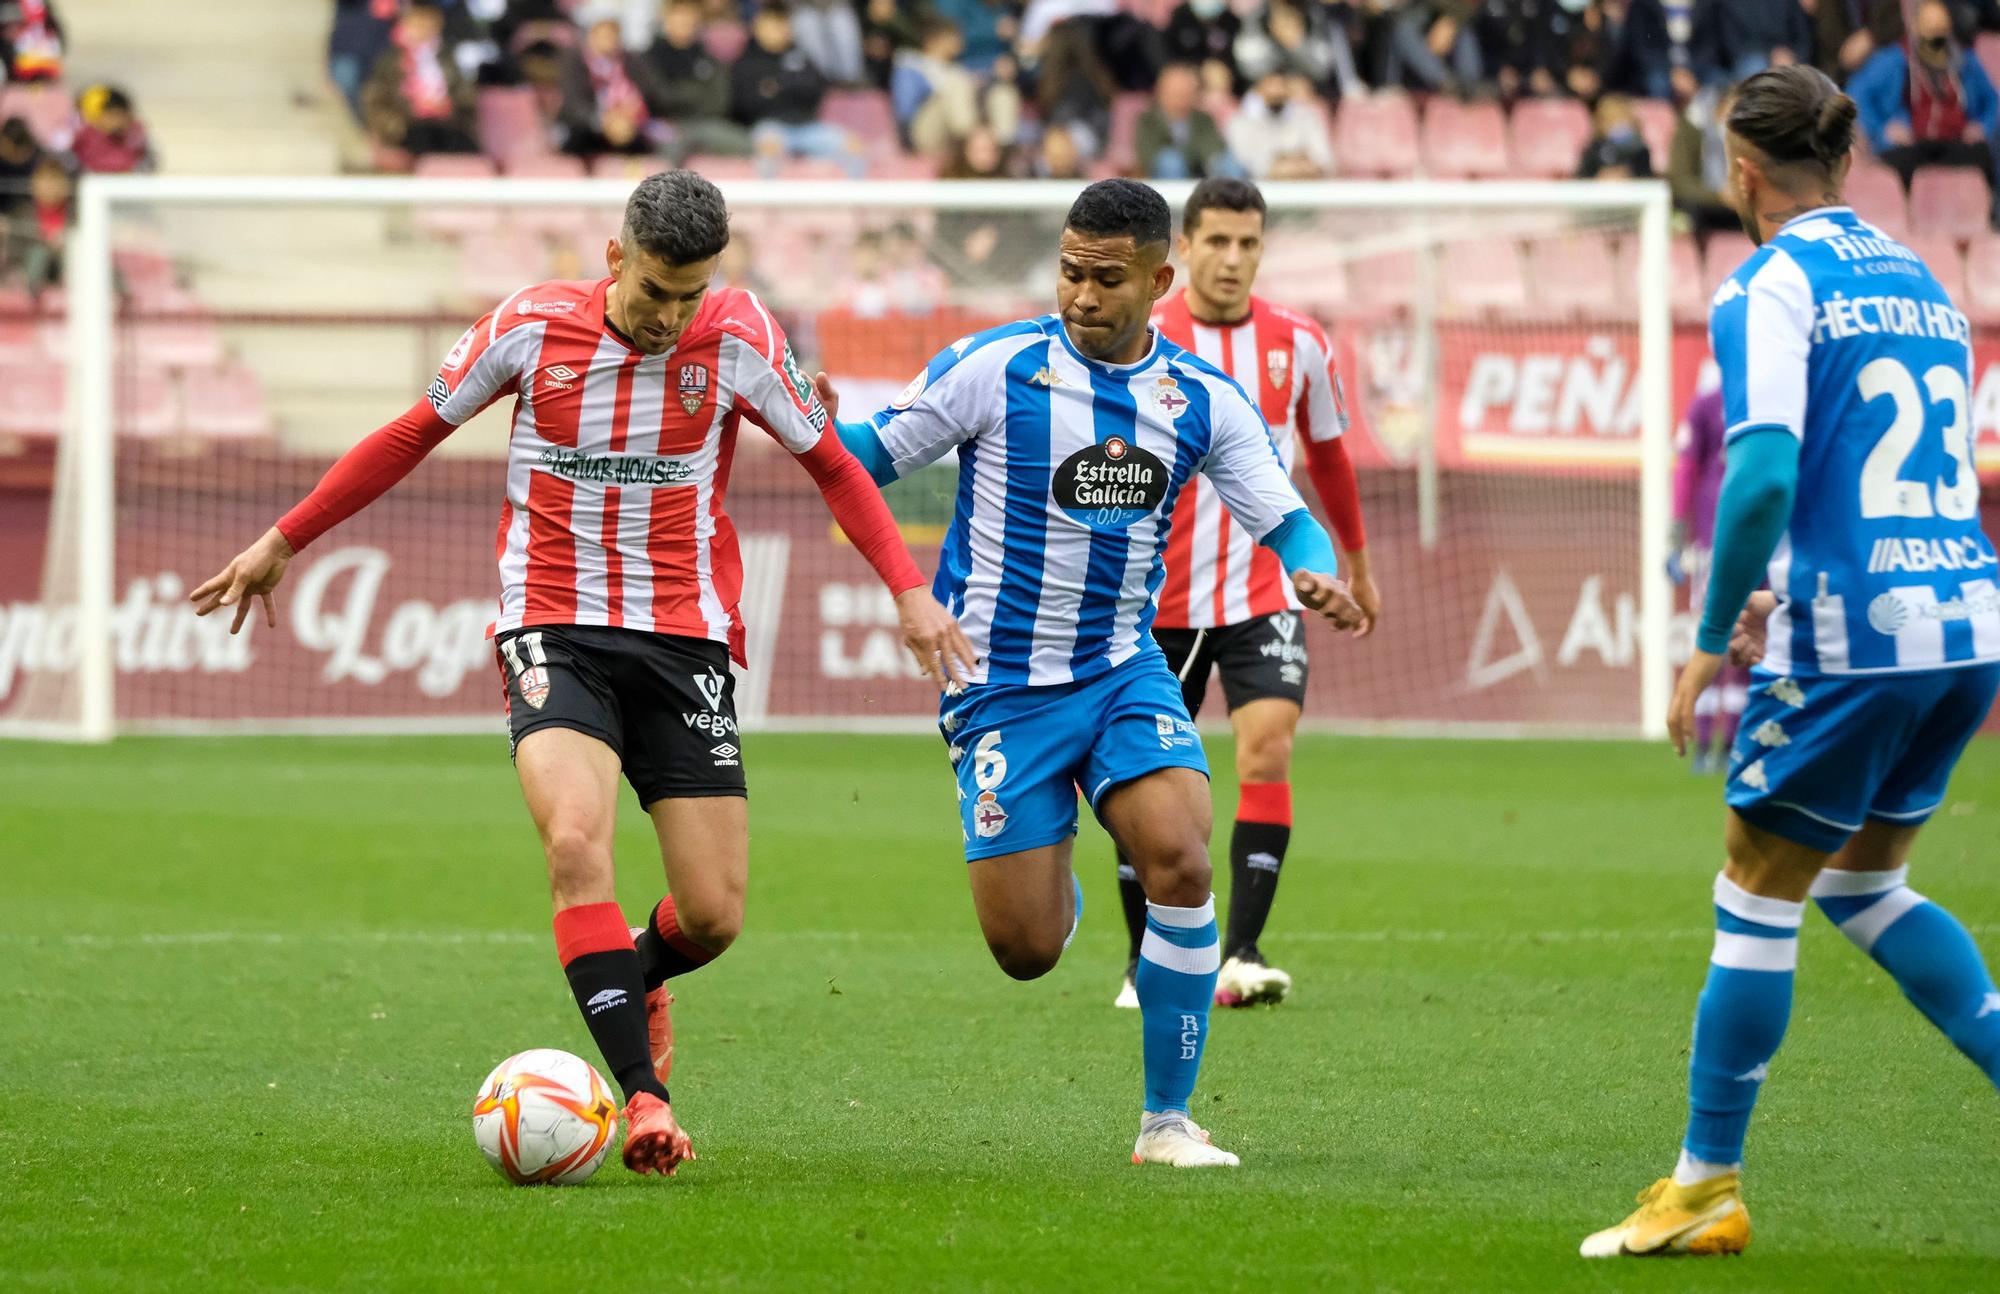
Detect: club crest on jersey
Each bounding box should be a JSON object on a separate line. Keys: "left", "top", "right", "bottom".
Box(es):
{"left": 519, "top": 665, "right": 550, "bottom": 710}
{"left": 679, "top": 363, "right": 710, "bottom": 416}
{"left": 1152, "top": 375, "right": 1188, "bottom": 419}
{"left": 974, "top": 790, "right": 1008, "bottom": 839}
{"left": 1266, "top": 347, "right": 1291, "bottom": 392}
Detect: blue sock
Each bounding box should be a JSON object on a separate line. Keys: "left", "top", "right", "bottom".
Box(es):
{"left": 1813, "top": 867, "right": 2000, "bottom": 1085}
{"left": 1135, "top": 896, "right": 1220, "bottom": 1115}
{"left": 1684, "top": 873, "right": 1803, "bottom": 1166}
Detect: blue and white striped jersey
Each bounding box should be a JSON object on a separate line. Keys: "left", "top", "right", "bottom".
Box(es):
{"left": 1713, "top": 206, "right": 2000, "bottom": 676}
{"left": 850, "top": 314, "right": 1312, "bottom": 687}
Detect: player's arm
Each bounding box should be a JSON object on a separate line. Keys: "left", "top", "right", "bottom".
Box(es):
{"left": 731, "top": 324, "right": 975, "bottom": 686}
{"left": 1295, "top": 327, "right": 1377, "bottom": 635}
{"left": 190, "top": 306, "right": 525, "bottom": 632}
{"left": 1668, "top": 255, "right": 1811, "bottom": 753}
{"left": 1199, "top": 376, "right": 1364, "bottom": 631}
{"left": 821, "top": 335, "right": 1005, "bottom": 486}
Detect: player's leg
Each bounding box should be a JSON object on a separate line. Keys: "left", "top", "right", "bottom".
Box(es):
{"left": 967, "top": 839, "right": 1081, "bottom": 981}
{"left": 1115, "top": 627, "right": 1210, "bottom": 1007}
{"left": 1809, "top": 663, "right": 2000, "bottom": 1085}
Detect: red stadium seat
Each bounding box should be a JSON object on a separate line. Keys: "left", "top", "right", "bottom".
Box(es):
{"left": 505, "top": 154, "right": 586, "bottom": 179}
{"left": 821, "top": 90, "right": 897, "bottom": 153}
{"left": 459, "top": 229, "right": 550, "bottom": 302}
{"left": 1509, "top": 97, "right": 1592, "bottom": 178}
{"left": 1702, "top": 232, "right": 1757, "bottom": 299}
{"left": 1422, "top": 99, "right": 1509, "bottom": 178}
{"left": 776, "top": 157, "right": 855, "bottom": 181}
{"left": 1333, "top": 93, "right": 1418, "bottom": 178}
{"left": 1527, "top": 232, "right": 1622, "bottom": 317}
{"left": 1845, "top": 161, "right": 1911, "bottom": 239}
{"left": 1904, "top": 233, "right": 1970, "bottom": 304}
{"left": 1963, "top": 232, "right": 2000, "bottom": 322}
{"left": 681, "top": 154, "right": 760, "bottom": 180}
{"left": 591, "top": 154, "right": 656, "bottom": 181}
{"left": 413, "top": 153, "right": 503, "bottom": 239}
{"left": 1909, "top": 167, "right": 1992, "bottom": 241}
{"left": 0, "top": 84, "right": 75, "bottom": 148}
{"left": 0, "top": 364, "right": 62, "bottom": 436}
{"left": 1669, "top": 234, "right": 1707, "bottom": 322}
{"left": 1631, "top": 98, "right": 1679, "bottom": 175}
{"left": 477, "top": 87, "right": 552, "bottom": 162}
{"left": 415, "top": 154, "right": 498, "bottom": 179}
{"left": 1441, "top": 240, "right": 1529, "bottom": 315}
{"left": 0, "top": 313, "right": 40, "bottom": 364}
{"left": 1347, "top": 250, "right": 1417, "bottom": 313}
{"left": 119, "top": 368, "right": 180, "bottom": 439}
{"left": 181, "top": 364, "right": 274, "bottom": 439}
{"left": 127, "top": 319, "right": 225, "bottom": 370}
{"left": 1107, "top": 92, "right": 1151, "bottom": 172}
{"left": 867, "top": 153, "right": 940, "bottom": 180}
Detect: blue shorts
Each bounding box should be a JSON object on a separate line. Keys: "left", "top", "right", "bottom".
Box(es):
{"left": 1726, "top": 664, "right": 2000, "bottom": 853}
{"left": 940, "top": 648, "right": 1210, "bottom": 861}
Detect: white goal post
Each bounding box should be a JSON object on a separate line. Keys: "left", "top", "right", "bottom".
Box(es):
{"left": 14, "top": 173, "right": 1673, "bottom": 742}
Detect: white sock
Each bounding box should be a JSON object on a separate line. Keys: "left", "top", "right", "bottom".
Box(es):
{"left": 1673, "top": 1148, "right": 1740, "bottom": 1186}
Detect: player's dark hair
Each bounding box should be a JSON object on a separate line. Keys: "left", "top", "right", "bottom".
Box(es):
{"left": 1182, "top": 178, "right": 1265, "bottom": 238}
{"left": 621, "top": 169, "right": 731, "bottom": 266}
{"left": 1726, "top": 65, "right": 1857, "bottom": 179}
{"left": 1064, "top": 178, "right": 1171, "bottom": 252}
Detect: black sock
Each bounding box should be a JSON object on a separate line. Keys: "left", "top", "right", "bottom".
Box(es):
{"left": 561, "top": 948, "right": 668, "bottom": 1105}
{"left": 1225, "top": 818, "right": 1290, "bottom": 962}
{"left": 1115, "top": 850, "right": 1148, "bottom": 968}
{"left": 634, "top": 895, "right": 720, "bottom": 991}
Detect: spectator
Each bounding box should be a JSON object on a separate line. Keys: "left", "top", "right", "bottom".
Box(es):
{"left": 558, "top": 9, "right": 665, "bottom": 156}
{"left": 361, "top": 1, "right": 482, "bottom": 157}
{"left": 937, "top": 125, "right": 1043, "bottom": 286}
{"left": 1032, "top": 15, "right": 1117, "bottom": 156}
{"left": 0, "top": 0, "right": 62, "bottom": 84}
{"left": 1595, "top": 0, "right": 1674, "bottom": 100}
{"left": 1235, "top": 0, "right": 1351, "bottom": 97}
{"left": 1576, "top": 92, "right": 1654, "bottom": 178}
{"left": 17, "top": 155, "right": 70, "bottom": 298}
{"left": 836, "top": 226, "right": 947, "bottom": 316}
{"left": 1662, "top": 0, "right": 1699, "bottom": 99}
{"left": 1135, "top": 61, "right": 1242, "bottom": 179}
{"left": 1164, "top": 0, "right": 1244, "bottom": 93}
{"left": 1815, "top": 0, "right": 1905, "bottom": 83}
{"left": 642, "top": 0, "right": 755, "bottom": 158}
{"left": 72, "top": 86, "right": 156, "bottom": 174}
{"left": 860, "top": 0, "right": 925, "bottom": 88}
{"left": 1667, "top": 83, "right": 1740, "bottom": 234}
{"left": 0, "top": 117, "right": 41, "bottom": 200}
{"left": 1689, "top": 0, "right": 1811, "bottom": 88}
{"left": 1031, "top": 121, "right": 1086, "bottom": 177}
{"left": 893, "top": 17, "right": 1021, "bottom": 156}
{"left": 1851, "top": 1, "right": 2000, "bottom": 218}
{"left": 1225, "top": 70, "right": 1335, "bottom": 178}
{"left": 791, "top": 0, "right": 866, "bottom": 84}
{"left": 730, "top": 2, "right": 867, "bottom": 176}
{"left": 1374, "top": 1, "right": 1483, "bottom": 96}
{"left": 931, "top": 0, "right": 1016, "bottom": 74}
{"left": 330, "top": 0, "right": 400, "bottom": 113}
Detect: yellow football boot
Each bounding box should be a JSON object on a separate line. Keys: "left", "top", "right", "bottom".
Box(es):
{"left": 1579, "top": 1173, "right": 1750, "bottom": 1258}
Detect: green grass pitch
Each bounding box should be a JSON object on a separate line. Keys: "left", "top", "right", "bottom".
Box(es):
{"left": 3, "top": 732, "right": 1997, "bottom": 1292}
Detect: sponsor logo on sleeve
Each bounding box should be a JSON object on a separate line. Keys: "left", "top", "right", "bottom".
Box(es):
{"left": 891, "top": 370, "right": 927, "bottom": 409}
{"left": 442, "top": 326, "right": 476, "bottom": 371}
{"left": 427, "top": 375, "right": 452, "bottom": 411}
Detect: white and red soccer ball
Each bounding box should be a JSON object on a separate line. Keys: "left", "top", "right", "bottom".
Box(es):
{"left": 471, "top": 1049, "right": 618, "bottom": 1185}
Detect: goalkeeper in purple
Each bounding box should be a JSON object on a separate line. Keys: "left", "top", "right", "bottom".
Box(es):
{"left": 822, "top": 180, "right": 1363, "bottom": 1168}
{"left": 1585, "top": 67, "right": 2000, "bottom": 1259}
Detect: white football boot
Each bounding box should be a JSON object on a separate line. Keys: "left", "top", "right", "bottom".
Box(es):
{"left": 1133, "top": 1113, "right": 1240, "bottom": 1167}
{"left": 1114, "top": 958, "right": 1139, "bottom": 1009}
{"left": 1214, "top": 954, "right": 1292, "bottom": 1007}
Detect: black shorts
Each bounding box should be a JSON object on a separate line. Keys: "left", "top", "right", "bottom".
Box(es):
{"left": 494, "top": 624, "right": 746, "bottom": 806}
{"left": 1152, "top": 611, "right": 1309, "bottom": 720}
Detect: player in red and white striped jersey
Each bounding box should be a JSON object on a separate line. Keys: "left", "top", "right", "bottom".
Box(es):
{"left": 193, "top": 172, "right": 971, "bottom": 1176}
{"left": 1112, "top": 178, "right": 1380, "bottom": 1011}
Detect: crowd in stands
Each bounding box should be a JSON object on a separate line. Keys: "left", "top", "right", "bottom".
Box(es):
{"left": 0, "top": 1, "right": 156, "bottom": 300}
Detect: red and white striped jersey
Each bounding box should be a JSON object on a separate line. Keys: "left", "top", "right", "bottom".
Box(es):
{"left": 432, "top": 278, "right": 829, "bottom": 663}
{"left": 1151, "top": 290, "right": 1350, "bottom": 629}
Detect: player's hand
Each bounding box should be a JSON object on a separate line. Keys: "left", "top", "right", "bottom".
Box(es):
{"left": 1345, "top": 571, "right": 1381, "bottom": 638}
{"left": 1667, "top": 648, "right": 1724, "bottom": 757}
{"left": 189, "top": 526, "right": 294, "bottom": 634}
{"left": 895, "top": 587, "right": 976, "bottom": 690}
{"left": 1293, "top": 570, "right": 1364, "bottom": 631}
{"left": 1729, "top": 590, "right": 1778, "bottom": 668}
{"left": 812, "top": 371, "right": 841, "bottom": 422}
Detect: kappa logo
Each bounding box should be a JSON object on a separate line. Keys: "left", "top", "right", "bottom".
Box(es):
{"left": 1712, "top": 278, "right": 1747, "bottom": 308}
{"left": 586, "top": 988, "right": 628, "bottom": 1015}
{"left": 710, "top": 742, "right": 740, "bottom": 767}
{"left": 678, "top": 363, "right": 710, "bottom": 416}
{"left": 1750, "top": 720, "right": 1789, "bottom": 748}
{"left": 974, "top": 790, "right": 1008, "bottom": 838}
{"left": 542, "top": 363, "right": 579, "bottom": 392}
{"left": 1266, "top": 347, "right": 1291, "bottom": 391}
{"left": 1029, "top": 366, "right": 1067, "bottom": 388}
{"left": 692, "top": 667, "right": 727, "bottom": 712}
{"left": 1767, "top": 678, "right": 1807, "bottom": 709}
{"left": 949, "top": 335, "right": 974, "bottom": 356}
{"left": 1738, "top": 758, "right": 1769, "bottom": 791}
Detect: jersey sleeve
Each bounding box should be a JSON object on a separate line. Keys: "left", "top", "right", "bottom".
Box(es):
{"left": 1293, "top": 321, "right": 1350, "bottom": 445}
{"left": 724, "top": 300, "right": 833, "bottom": 453}
{"left": 1710, "top": 249, "right": 1814, "bottom": 443}
{"left": 1197, "top": 370, "right": 1311, "bottom": 541}
{"left": 427, "top": 287, "right": 538, "bottom": 426}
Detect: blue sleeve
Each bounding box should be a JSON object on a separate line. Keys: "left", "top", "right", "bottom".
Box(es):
{"left": 1695, "top": 428, "right": 1799, "bottom": 655}
{"left": 836, "top": 418, "right": 899, "bottom": 487}
{"left": 1262, "top": 507, "right": 1339, "bottom": 579}
{"left": 1848, "top": 52, "right": 1907, "bottom": 155}
{"left": 1965, "top": 56, "right": 2000, "bottom": 137}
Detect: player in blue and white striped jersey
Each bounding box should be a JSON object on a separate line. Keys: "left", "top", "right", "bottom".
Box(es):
{"left": 825, "top": 180, "right": 1362, "bottom": 1167}
{"left": 1584, "top": 67, "right": 2000, "bottom": 1259}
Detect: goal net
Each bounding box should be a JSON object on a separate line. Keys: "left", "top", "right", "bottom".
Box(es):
{"left": 1, "top": 175, "right": 1673, "bottom": 740}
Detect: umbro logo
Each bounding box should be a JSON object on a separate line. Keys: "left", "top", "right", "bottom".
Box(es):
{"left": 710, "top": 742, "right": 740, "bottom": 766}
{"left": 586, "top": 988, "right": 628, "bottom": 1015}
{"left": 1245, "top": 851, "right": 1281, "bottom": 873}
{"left": 542, "top": 364, "right": 579, "bottom": 391}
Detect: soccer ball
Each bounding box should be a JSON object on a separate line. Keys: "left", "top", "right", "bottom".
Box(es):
{"left": 471, "top": 1048, "right": 619, "bottom": 1185}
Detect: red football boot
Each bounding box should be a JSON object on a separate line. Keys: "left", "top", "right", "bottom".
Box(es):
{"left": 621, "top": 1091, "right": 694, "bottom": 1176}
